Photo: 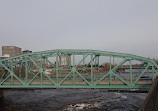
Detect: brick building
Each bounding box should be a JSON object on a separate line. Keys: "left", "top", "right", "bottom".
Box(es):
{"left": 2, "top": 46, "right": 21, "bottom": 57}
{"left": 59, "top": 55, "right": 71, "bottom": 66}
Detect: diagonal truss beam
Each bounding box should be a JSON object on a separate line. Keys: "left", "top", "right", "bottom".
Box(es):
{"left": 28, "top": 56, "right": 56, "bottom": 85}
{"left": 95, "top": 58, "right": 128, "bottom": 85}
{"left": 134, "top": 65, "right": 149, "bottom": 84}
{"left": 59, "top": 55, "right": 89, "bottom": 84}
{"left": 0, "top": 62, "right": 25, "bottom": 85}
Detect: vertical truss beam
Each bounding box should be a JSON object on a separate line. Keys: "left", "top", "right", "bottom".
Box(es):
{"left": 97, "top": 56, "right": 100, "bottom": 73}
{"left": 25, "top": 57, "right": 28, "bottom": 82}
{"left": 129, "top": 59, "right": 132, "bottom": 84}
{"left": 109, "top": 56, "right": 112, "bottom": 85}
{"left": 91, "top": 55, "right": 93, "bottom": 83}
{"left": 73, "top": 54, "right": 75, "bottom": 84}
{"left": 56, "top": 54, "right": 59, "bottom": 84}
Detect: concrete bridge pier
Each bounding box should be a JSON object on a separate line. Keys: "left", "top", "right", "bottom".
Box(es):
{"left": 0, "top": 91, "right": 3, "bottom": 98}
{"left": 140, "top": 76, "right": 158, "bottom": 111}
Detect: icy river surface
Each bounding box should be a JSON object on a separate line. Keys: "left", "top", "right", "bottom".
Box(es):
{"left": 0, "top": 89, "right": 147, "bottom": 111}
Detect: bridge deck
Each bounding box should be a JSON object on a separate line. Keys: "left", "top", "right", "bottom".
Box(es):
{"left": 2, "top": 81, "right": 152, "bottom": 85}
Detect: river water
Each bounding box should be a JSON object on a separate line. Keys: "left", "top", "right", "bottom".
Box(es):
{"left": 0, "top": 89, "right": 147, "bottom": 111}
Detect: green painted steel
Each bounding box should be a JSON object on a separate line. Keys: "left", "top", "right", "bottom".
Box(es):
{"left": 0, "top": 49, "right": 158, "bottom": 89}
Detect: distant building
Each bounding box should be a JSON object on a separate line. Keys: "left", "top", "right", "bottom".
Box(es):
{"left": 2, "top": 46, "right": 21, "bottom": 57}
{"left": 22, "top": 50, "right": 32, "bottom": 54}
{"left": 0, "top": 56, "right": 8, "bottom": 60}
{"left": 155, "top": 59, "right": 158, "bottom": 64}
{"left": 59, "top": 55, "right": 71, "bottom": 66}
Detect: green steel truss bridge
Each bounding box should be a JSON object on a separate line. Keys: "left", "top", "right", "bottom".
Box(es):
{"left": 0, "top": 49, "right": 158, "bottom": 89}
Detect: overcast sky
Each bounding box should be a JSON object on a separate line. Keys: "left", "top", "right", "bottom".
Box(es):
{"left": 0, "top": 0, "right": 158, "bottom": 58}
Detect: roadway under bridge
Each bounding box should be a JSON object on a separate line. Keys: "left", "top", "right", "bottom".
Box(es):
{"left": 0, "top": 49, "right": 158, "bottom": 89}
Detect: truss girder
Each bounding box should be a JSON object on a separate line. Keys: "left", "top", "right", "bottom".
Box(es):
{"left": 0, "top": 49, "right": 157, "bottom": 89}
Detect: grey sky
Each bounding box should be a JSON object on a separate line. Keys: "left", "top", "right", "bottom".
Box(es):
{"left": 0, "top": 0, "right": 158, "bottom": 58}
